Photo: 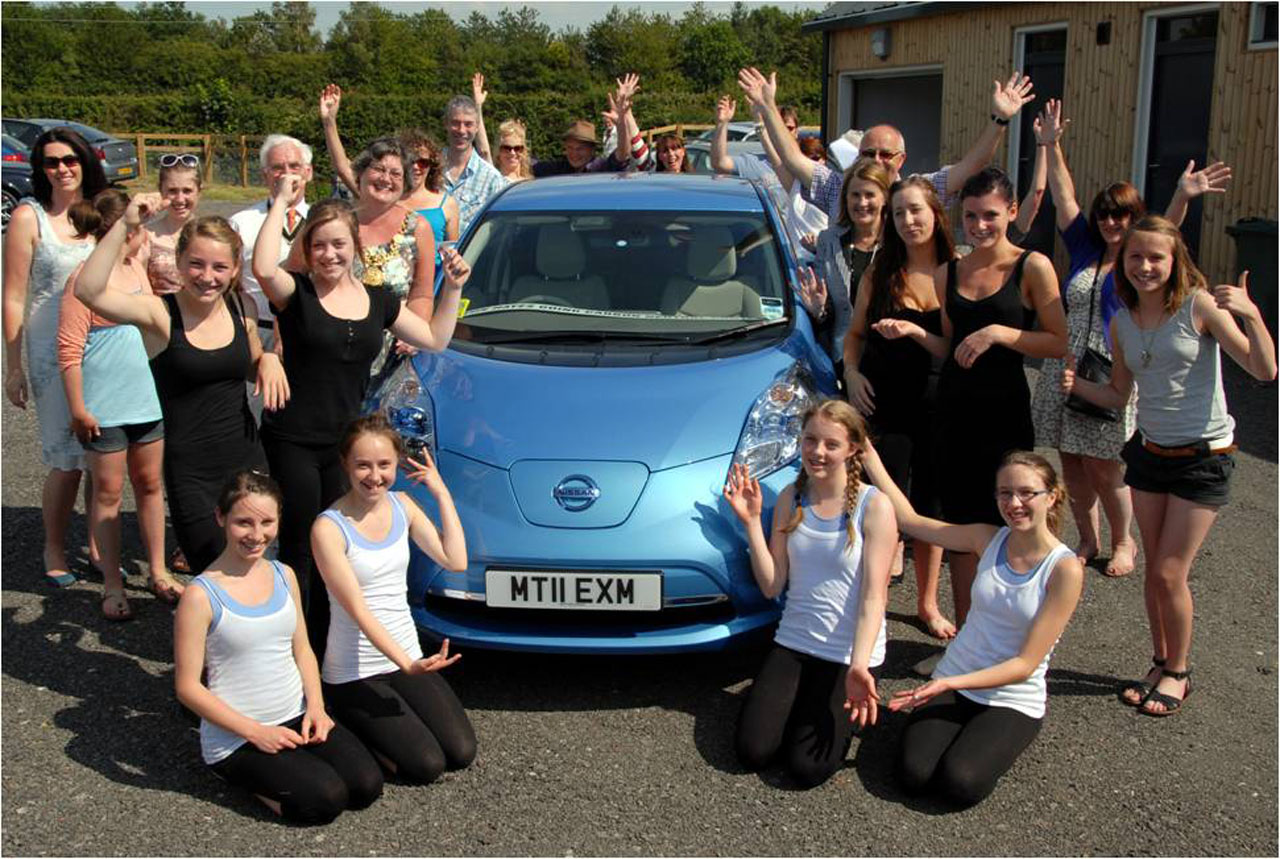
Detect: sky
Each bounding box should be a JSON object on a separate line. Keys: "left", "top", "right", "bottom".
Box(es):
{"left": 113, "top": 1, "right": 833, "bottom": 35}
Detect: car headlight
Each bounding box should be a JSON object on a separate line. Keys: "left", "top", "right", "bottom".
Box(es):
{"left": 731, "top": 363, "right": 818, "bottom": 479}
{"left": 369, "top": 357, "right": 436, "bottom": 458}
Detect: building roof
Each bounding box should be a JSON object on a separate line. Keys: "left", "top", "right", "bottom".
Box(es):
{"left": 801, "top": 1, "right": 1004, "bottom": 33}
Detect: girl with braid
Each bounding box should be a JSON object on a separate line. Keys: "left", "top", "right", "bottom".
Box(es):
{"left": 723, "top": 398, "right": 895, "bottom": 788}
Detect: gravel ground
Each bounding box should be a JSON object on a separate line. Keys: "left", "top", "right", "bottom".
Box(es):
{"left": 1, "top": 245, "right": 1275, "bottom": 855}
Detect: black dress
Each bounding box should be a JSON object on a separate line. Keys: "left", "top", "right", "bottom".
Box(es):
{"left": 149, "top": 293, "right": 267, "bottom": 572}
{"left": 860, "top": 305, "right": 942, "bottom": 516}
{"left": 261, "top": 272, "right": 402, "bottom": 656}
{"left": 936, "top": 251, "right": 1035, "bottom": 525}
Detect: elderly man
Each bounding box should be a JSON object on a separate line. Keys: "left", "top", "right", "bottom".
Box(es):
{"left": 531, "top": 119, "right": 631, "bottom": 177}
{"left": 442, "top": 95, "right": 505, "bottom": 232}
{"left": 228, "top": 134, "right": 314, "bottom": 353}
{"left": 738, "top": 67, "right": 1035, "bottom": 218}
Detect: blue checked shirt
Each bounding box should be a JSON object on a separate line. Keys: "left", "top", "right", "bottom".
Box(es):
{"left": 445, "top": 148, "right": 506, "bottom": 233}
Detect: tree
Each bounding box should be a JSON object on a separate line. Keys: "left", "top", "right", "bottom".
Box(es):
{"left": 679, "top": 18, "right": 749, "bottom": 92}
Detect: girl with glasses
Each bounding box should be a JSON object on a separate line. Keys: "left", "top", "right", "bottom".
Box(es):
{"left": 3, "top": 126, "right": 108, "bottom": 587}
{"left": 864, "top": 444, "right": 1083, "bottom": 807}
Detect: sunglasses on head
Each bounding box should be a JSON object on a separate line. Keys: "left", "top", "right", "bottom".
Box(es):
{"left": 43, "top": 154, "right": 81, "bottom": 169}
{"left": 499, "top": 144, "right": 526, "bottom": 154}
{"left": 160, "top": 153, "right": 200, "bottom": 168}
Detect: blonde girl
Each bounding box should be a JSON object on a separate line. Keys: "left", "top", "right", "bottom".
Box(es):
{"left": 723, "top": 398, "right": 895, "bottom": 788}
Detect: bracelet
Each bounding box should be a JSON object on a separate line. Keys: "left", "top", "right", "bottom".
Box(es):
{"left": 991, "top": 114, "right": 1010, "bottom": 126}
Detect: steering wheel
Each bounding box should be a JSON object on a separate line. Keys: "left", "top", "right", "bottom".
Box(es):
{"left": 516, "top": 294, "right": 574, "bottom": 308}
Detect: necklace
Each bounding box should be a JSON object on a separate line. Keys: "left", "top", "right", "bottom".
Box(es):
{"left": 1136, "top": 305, "right": 1166, "bottom": 368}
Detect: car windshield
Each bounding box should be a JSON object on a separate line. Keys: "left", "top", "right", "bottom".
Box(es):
{"left": 454, "top": 210, "right": 790, "bottom": 345}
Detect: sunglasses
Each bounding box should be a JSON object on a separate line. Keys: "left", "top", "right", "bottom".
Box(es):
{"left": 860, "top": 148, "right": 902, "bottom": 160}
{"left": 499, "top": 144, "right": 526, "bottom": 154}
{"left": 1095, "top": 208, "right": 1131, "bottom": 222}
{"left": 160, "top": 153, "right": 200, "bottom": 168}
{"left": 43, "top": 154, "right": 81, "bottom": 169}
{"left": 412, "top": 157, "right": 435, "bottom": 170}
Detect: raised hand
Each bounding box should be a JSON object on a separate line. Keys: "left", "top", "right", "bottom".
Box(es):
{"left": 124, "top": 192, "right": 168, "bottom": 228}
{"left": 602, "top": 92, "right": 620, "bottom": 131}
{"left": 716, "top": 95, "right": 737, "bottom": 125}
{"left": 992, "top": 71, "right": 1035, "bottom": 121}
{"left": 736, "top": 67, "right": 777, "bottom": 108}
{"left": 1177, "top": 159, "right": 1232, "bottom": 200}
{"left": 843, "top": 665, "right": 880, "bottom": 729}
{"left": 471, "top": 72, "right": 487, "bottom": 110}
{"left": 319, "top": 83, "right": 342, "bottom": 123}
{"left": 615, "top": 72, "right": 641, "bottom": 102}
{"left": 406, "top": 637, "right": 462, "bottom": 674}
{"left": 272, "top": 173, "right": 303, "bottom": 205}
{"left": 1060, "top": 353, "right": 1077, "bottom": 395}
{"left": 797, "top": 266, "right": 827, "bottom": 318}
{"left": 403, "top": 449, "right": 447, "bottom": 495}
{"left": 722, "top": 462, "right": 763, "bottom": 523}
{"left": 1036, "top": 98, "right": 1070, "bottom": 144}
{"left": 439, "top": 247, "right": 472, "bottom": 291}
{"left": 1213, "top": 270, "right": 1261, "bottom": 320}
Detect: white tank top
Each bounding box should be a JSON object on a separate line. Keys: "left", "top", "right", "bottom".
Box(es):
{"left": 194, "top": 562, "right": 305, "bottom": 764}
{"left": 321, "top": 493, "right": 424, "bottom": 684}
{"left": 774, "top": 484, "right": 886, "bottom": 667}
{"left": 933, "top": 528, "right": 1074, "bottom": 719}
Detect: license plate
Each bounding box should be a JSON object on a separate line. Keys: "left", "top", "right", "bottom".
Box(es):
{"left": 485, "top": 569, "right": 661, "bottom": 611}
{"left": 118, "top": 166, "right": 133, "bottom": 176}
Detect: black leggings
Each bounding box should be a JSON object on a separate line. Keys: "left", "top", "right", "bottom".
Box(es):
{"left": 735, "top": 644, "right": 876, "bottom": 788}
{"left": 261, "top": 431, "right": 345, "bottom": 657}
{"left": 324, "top": 669, "right": 477, "bottom": 785}
{"left": 209, "top": 715, "right": 383, "bottom": 825}
{"left": 164, "top": 439, "right": 267, "bottom": 573}
{"left": 898, "top": 690, "right": 1042, "bottom": 807}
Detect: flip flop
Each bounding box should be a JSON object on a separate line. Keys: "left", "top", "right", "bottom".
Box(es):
{"left": 44, "top": 570, "right": 78, "bottom": 588}
{"left": 101, "top": 588, "right": 133, "bottom": 622}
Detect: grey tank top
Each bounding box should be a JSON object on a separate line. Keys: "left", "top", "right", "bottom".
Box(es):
{"left": 1114, "top": 296, "right": 1234, "bottom": 446}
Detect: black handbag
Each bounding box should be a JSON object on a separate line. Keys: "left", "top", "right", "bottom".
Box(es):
{"left": 1064, "top": 261, "right": 1120, "bottom": 423}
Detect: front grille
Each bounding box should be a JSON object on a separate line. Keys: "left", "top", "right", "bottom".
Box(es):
{"left": 424, "top": 593, "right": 737, "bottom": 630}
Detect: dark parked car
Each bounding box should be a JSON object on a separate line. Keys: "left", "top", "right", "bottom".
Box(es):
{"left": 3, "top": 133, "right": 29, "bottom": 163}
{"left": 2, "top": 160, "right": 34, "bottom": 232}
{"left": 2, "top": 118, "right": 139, "bottom": 183}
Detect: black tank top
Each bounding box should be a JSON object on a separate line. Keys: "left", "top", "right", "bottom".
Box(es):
{"left": 150, "top": 293, "right": 258, "bottom": 452}
{"left": 860, "top": 305, "right": 941, "bottom": 432}
{"left": 940, "top": 250, "right": 1035, "bottom": 406}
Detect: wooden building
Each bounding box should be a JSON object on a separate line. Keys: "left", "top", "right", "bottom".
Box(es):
{"left": 803, "top": 1, "right": 1278, "bottom": 286}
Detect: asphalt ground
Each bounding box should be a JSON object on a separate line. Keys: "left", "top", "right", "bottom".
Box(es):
{"left": 1, "top": 202, "right": 1276, "bottom": 855}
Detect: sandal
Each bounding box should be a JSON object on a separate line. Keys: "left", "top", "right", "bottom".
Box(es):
{"left": 150, "top": 572, "right": 185, "bottom": 605}
{"left": 44, "top": 570, "right": 78, "bottom": 588}
{"left": 1141, "top": 668, "right": 1192, "bottom": 717}
{"left": 1119, "top": 657, "right": 1165, "bottom": 707}
{"left": 101, "top": 588, "right": 133, "bottom": 622}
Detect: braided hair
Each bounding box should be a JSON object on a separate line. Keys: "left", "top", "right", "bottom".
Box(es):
{"left": 780, "top": 398, "right": 870, "bottom": 551}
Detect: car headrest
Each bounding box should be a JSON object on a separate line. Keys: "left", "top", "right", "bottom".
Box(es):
{"left": 536, "top": 224, "right": 585, "bottom": 279}
{"left": 687, "top": 226, "right": 737, "bottom": 281}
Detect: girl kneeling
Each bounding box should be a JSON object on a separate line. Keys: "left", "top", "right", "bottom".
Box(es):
{"left": 865, "top": 447, "right": 1083, "bottom": 807}
{"left": 174, "top": 471, "right": 382, "bottom": 824}
{"left": 724, "top": 399, "right": 895, "bottom": 788}
{"left": 313, "top": 415, "right": 476, "bottom": 783}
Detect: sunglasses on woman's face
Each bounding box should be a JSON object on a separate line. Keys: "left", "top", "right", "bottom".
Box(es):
{"left": 159, "top": 153, "right": 201, "bottom": 168}
{"left": 500, "top": 144, "right": 526, "bottom": 154}
{"left": 413, "top": 157, "right": 434, "bottom": 170}
{"left": 43, "top": 154, "right": 81, "bottom": 169}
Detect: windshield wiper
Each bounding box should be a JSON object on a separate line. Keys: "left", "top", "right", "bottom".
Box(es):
{"left": 687, "top": 317, "right": 789, "bottom": 345}
{"left": 470, "top": 329, "right": 688, "bottom": 346}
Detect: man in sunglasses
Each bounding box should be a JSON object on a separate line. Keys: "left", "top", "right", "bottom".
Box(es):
{"left": 737, "top": 67, "right": 1035, "bottom": 220}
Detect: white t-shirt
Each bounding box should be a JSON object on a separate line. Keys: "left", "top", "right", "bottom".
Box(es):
{"left": 227, "top": 198, "right": 310, "bottom": 322}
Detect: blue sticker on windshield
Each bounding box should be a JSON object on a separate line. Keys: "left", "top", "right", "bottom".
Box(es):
{"left": 759, "top": 297, "right": 784, "bottom": 320}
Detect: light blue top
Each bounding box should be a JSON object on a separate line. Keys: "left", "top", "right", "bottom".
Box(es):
{"left": 82, "top": 324, "right": 162, "bottom": 428}
{"left": 444, "top": 148, "right": 504, "bottom": 233}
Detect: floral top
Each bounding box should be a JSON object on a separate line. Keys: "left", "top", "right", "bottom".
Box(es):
{"left": 353, "top": 211, "right": 418, "bottom": 298}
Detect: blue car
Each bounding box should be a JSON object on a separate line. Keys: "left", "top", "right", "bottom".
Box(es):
{"left": 366, "top": 172, "right": 836, "bottom": 654}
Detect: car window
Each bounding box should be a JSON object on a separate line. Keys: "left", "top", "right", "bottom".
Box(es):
{"left": 455, "top": 210, "right": 789, "bottom": 343}
{"left": 4, "top": 122, "right": 38, "bottom": 147}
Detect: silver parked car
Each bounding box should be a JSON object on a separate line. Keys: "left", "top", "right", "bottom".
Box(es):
{"left": 2, "top": 119, "right": 140, "bottom": 183}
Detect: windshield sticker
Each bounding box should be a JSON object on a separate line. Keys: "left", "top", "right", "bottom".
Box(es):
{"left": 759, "top": 297, "right": 784, "bottom": 320}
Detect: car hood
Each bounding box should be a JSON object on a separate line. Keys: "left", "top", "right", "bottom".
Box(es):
{"left": 416, "top": 334, "right": 819, "bottom": 472}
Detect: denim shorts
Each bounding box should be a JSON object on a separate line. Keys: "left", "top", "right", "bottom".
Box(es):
{"left": 1121, "top": 433, "right": 1234, "bottom": 507}
{"left": 82, "top": 419, "right": 164, "bottom": 454}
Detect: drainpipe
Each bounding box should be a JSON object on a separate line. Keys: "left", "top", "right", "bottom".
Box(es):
{"left": 821, "top": 30, "right": 831, "bottom": 142}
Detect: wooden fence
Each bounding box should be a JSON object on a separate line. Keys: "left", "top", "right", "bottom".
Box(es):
{"left": 109, "top": 133, "right": 268, "bottom": 185}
